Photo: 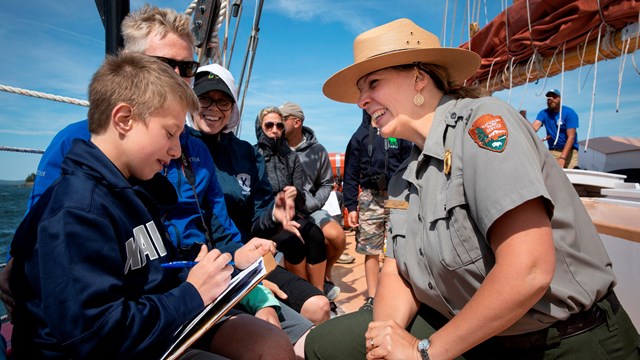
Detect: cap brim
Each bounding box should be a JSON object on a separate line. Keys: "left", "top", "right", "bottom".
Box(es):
{"left": 323, "top": 48, "right": 481, "bottom": 104}
{"left": 194, "top": 74, "right": 234, "bottom": 99}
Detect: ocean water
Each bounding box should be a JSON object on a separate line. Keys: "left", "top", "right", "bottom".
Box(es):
{"left": 0, "top": 184, "right": 30, "bottom": 262}
{"left": 0, "top": 183, "right": 30, "bottom": 319}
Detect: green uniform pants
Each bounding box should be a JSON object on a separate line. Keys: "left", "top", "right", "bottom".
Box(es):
{"left": 305, "top": 299, "right": 640, "bottom": 359}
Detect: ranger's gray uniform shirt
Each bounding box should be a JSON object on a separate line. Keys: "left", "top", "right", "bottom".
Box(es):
{"left": 386, "top": 95, "right": 615, "bottom": 335}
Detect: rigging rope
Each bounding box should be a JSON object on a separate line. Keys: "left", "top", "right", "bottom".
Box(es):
{"left": 450, "top": 0, "right": 458, "bottom": 47}
{"left": 585, "top": 24, "right": 606, "bottom": 152}
{"left": 482, "top": 0, "right": 488, "bottom": 26}
{"left": 0, "top": 146, "right": 44, "bottom": 154}
{"left": 577, "top": 27, "right": 595, "bottom": 95}
{"left": 486, "top": 58, "right": 499, "bottom": 91}
{"left": 0, "top": 84, "right": 89, "bottom": 107}
{"left": 553, "top": 43, "right": 566, "bottom": 148}
{"left": 184, "top": 0, "right": 198, "bottom": 15}
{"left": 442, "top": 0, "right": 449, "bottom": 46}
{"left": 632, "top": 12, "right": 640, "bottom": 75}
{"left": 616, "top": 35, "right": 631, "bottom": 113}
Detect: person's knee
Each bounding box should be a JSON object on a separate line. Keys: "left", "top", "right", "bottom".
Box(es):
{"left": 300, "top": 295, "right": 330, "bottom": 325}
{"left": 252, "top": 323, "right": 296, "bottom": 360}
{"left": 322, "top": 221, "right": 345, "bottom": 246}
{"left": 304, "top": 311, "right": 371, "bottom": 359}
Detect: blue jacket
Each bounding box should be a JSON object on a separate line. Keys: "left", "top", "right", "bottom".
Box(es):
{"left": 191, "top": 128, "right": 281, "bottom": 242}
{"left": 164, "top": 129, "right": 243, "bottom": 256}
{"left": 27, "top": 120, "right": 90, "bottom": 212}
{"left": 342, "top": 110, "right": 412, "bottom": 212}
{"left": 10, "top": 140, "right": 203, "bottom": 359}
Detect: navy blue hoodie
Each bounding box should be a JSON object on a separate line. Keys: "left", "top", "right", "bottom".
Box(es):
{"left": 10, "top": 140, "right": 203, "bottom": 359}
{"left": 342, "top": 110, "right": 412, "bottom": 212}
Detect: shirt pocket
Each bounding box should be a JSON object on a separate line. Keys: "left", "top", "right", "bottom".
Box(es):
{"left": 427, "top": 176, "right": 489, "bottom": 271}
{"left": 387, "top": 208, "right": 406, "bottom": 257}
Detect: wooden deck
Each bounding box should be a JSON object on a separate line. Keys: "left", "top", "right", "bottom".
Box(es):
{"left": 331, "top": 229, "right": 370, "bottom": 314}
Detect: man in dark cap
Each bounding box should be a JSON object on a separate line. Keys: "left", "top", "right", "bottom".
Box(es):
{"left": 532, "top": 89, "right": 580, "bottom": 169}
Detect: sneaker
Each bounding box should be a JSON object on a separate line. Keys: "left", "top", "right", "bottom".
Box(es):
{"left": 360, "top": 297, "right": 374, "bottom": 311}
{"left": 329, "top": 301, "right": 346, "bottom": 318}
{"left": 336, "top": 252, "right": 356, "bottom": 264}
{"left": 324, "top": 280, "right": 341, "bottom": 301}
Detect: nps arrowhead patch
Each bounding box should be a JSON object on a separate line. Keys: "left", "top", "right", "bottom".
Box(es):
{"left": 468, "top": 114, "right": 508, "bottom": 152}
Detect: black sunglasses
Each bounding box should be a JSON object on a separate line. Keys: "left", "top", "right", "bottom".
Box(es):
{"left": 199, "top": 97, "right": 234, "bottom": 111}
{"left": 264, "top": 121, "right": 284, "bottom": 130}
{"left": 151, "top": 56, "right": 199, "bottom": 78}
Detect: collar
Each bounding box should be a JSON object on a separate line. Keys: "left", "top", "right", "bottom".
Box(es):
{"left": 402, "top": 95, "right": 471, "bottom": 183}
{"left": 422, "top": 95, "right": 459, "bottom": 161}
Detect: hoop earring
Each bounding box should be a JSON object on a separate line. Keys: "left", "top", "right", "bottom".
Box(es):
{"left": 413, "top": 93, "right": 424, "bottom": 106}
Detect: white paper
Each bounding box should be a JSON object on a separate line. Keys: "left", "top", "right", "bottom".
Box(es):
{"left": 322, "top": 191, "right": 342, "bottom": 216}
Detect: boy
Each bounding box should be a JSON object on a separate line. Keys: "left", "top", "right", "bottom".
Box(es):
{"left": 9, "top": 53, "right": 292, "bottom": 359}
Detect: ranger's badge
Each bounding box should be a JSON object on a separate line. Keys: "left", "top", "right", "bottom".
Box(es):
{"left": 468, "top": 114, "right": 508, "bottom": 152}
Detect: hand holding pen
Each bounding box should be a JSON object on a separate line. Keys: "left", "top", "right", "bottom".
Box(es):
{"left": 161, "top": 260, "right": 234, "bottom": 269}
{"left": 184, "top": 245, "right": 234, "bottom": 305}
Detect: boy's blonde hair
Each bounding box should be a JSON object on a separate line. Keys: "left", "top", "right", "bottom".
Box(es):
{"left": 121, "top": 4, "right": 195, "bottom": 52}
{"left": 87, "top": 53, "right": 199, "bottom": 134}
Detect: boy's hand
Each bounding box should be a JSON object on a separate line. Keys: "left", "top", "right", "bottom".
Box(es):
{"left": 186, "top": 245, "right": 234, "bottom": 305}
{"left": 234, "top": 238, "right": 276, "bottom": 269}
{"left": 262, "top": 279, "right": 288, "bottom": 300}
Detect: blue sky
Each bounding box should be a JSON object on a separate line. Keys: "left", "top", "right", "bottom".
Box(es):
{"left": 1, "top": 0, "right": 639, "bottom": 180}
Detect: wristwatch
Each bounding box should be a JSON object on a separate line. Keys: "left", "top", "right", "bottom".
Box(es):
{"left": 417, "top": 338, "right": 431, "bottom": 360}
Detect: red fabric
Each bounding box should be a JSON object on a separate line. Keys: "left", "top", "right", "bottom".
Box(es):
{"left": 461, "top": 0, "right": 640, "bottom": 83}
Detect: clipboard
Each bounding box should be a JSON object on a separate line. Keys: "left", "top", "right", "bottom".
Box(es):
{"left": 162, "top": 253, "right": 277, "bottom": 360}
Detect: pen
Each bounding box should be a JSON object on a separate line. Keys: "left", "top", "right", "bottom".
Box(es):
{"left": 160, "top": 260, "right": 235, "bottom": 269}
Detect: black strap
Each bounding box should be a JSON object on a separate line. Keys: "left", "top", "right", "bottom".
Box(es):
{"left": 179, "top": 151, "right": 214, "bottom": 250}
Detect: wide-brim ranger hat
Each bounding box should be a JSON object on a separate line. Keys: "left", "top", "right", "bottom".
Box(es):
{"left": 323, "top": 18, "right": 482, "bottom": 104}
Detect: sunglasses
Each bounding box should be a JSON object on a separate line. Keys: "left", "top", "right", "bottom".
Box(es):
{"left": 263, "top": 121, "right": 285, "bottom": 131}
{"left": 151, "top": 56, "right": 199, "bottom": 78}
{"left": 199, "top": 97, "right": 234, "bottom": 111}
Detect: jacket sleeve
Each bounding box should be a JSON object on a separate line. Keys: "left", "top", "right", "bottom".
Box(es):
{"left": 27, "top": 208, "right": 203, "bottom": 359}
{"left": 27, "top": 121, "right": 91, "bottom": 213}
{"left": 250, "top": 149, "right": 282, "bottom": 239}
{"left": 238, "top": 284, "right": 281, "bottom": 315}
{"left": 342, "top": 134, "right": 361, "bottom": 213}
{"left": 290, "top": 153, "right": 308, "bottom": 213}
{"left": 304, "top": 145, "right": 335, "bottom": 212}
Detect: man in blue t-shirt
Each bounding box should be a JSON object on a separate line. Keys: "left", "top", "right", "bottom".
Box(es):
{"left": 532, "top": 88, "right": 580, "bottom": 169}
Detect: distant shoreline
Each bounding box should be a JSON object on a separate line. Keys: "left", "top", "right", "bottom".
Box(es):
{"left": 0, "top": 180, "right": 33, "bottom": 187}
